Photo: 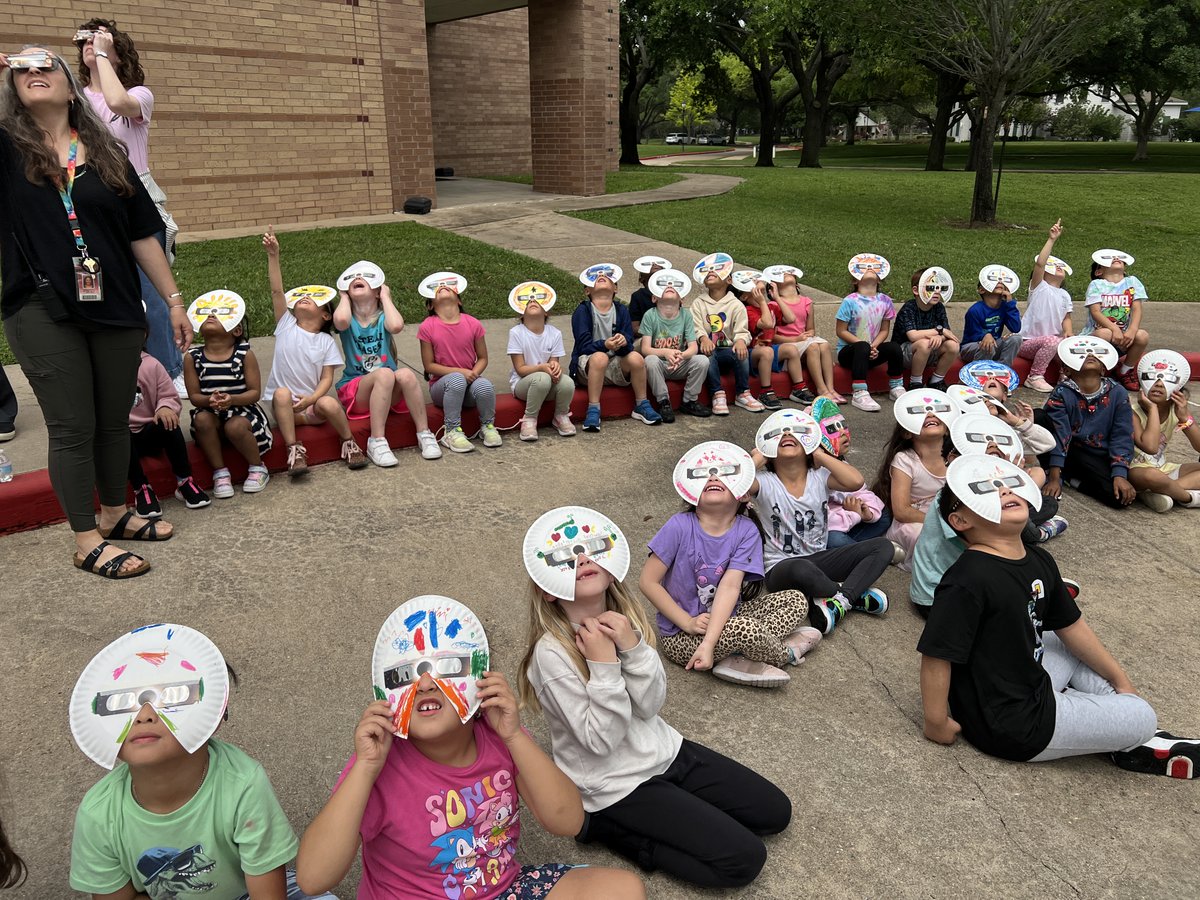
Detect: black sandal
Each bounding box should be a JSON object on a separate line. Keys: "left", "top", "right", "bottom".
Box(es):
{"left": 73, "top": 541, "right": 151, "bottom": 579}
{"left": 100, "top": 509, "right": 173, "bottom": 542}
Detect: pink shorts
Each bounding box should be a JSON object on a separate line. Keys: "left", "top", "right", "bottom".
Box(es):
{"left": 337, "top": 375, "right": 409, "bottom": 420}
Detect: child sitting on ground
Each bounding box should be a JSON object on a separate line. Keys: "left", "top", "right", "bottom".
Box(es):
{"left": 638, "top": 268, "right": 711, "bottom": 422}
{"left": 919, "top": 455, "right": 1200, "bottom": 780}
{"left": 1129, "top": 350, "right": 1200, "bottom": 512}
{"left": 570, "top": 263, "right": 661, "bottom": 431}
{"left": 507, "top": 281, "right": 576, "bottom": 441}
{"left": 1019, "top": 219, "right": 1073, "bottom": 393}
{"left": 958, "top": 361, "right": 1057, "bottom": 489}
{"left": 767, "top": 263, "right": 840, "bottom": 404}
{"left": 895, "top": 266, "right": 959, "bottom": 389}
{"left": 332, "top": 260, "right": 442, "bottom": 464}
{"left": 835, "top": 261, "right": 903, "bottom": 412}
{"left": 629, "top": 255, "right": 671, "bottom": 331}
{"left": 960, "top": 265, "right": 1022, "bottom": 366}
{"left": 691, "top": 253, "right": 764, "bottom": 415}
{"left": 1084, "top": 249, "right": 1150, "bottom": 391}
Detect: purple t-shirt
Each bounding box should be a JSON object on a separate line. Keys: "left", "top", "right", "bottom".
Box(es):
{"left": 647, "top": 512, "right": 764, "bottom": 636}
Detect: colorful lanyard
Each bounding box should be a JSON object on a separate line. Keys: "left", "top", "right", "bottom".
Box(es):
{"left": 57, "top": 129, "right": 89, "bottom": 258}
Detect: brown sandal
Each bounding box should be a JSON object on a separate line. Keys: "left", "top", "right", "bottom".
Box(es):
{"left": 73, "top": 541, "right": 151, "bottom": 579}
{"left": 100, "top": 509, "right": 173, "bottom": 542}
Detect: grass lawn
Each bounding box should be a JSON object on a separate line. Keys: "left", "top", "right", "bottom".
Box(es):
{"left": 481, "top": 166, "right": 684, "bottom": 194}
{"left": 570, "top": 165, "right": 1196, "bottom": 301}
{"left": 637, "top": 141, "right": 741, "bottom": 159}
{"left": 0, "top": 223, "right": 579, "bottom": 366}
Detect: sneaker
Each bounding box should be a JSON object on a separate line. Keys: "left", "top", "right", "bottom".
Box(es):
{"left": 679, "top": 399, "right": 712, "bottom": 418}
{"left": 367, "top": 436, "right": 399, "bottom": 467}
{"left": 889, "top": 384, "right": 907, "bottom": 400}
{"left": 852, "top": 390, "right": 881, "bottom": 412}
{"left": 0, "top": 425, "right": 15, "bottom": 441}
{"left": 552, "top": 413, "right": 577, "bottom": 436}
{"left": 758, "top": 390, "right": 783, "bottom": 411}
{"left": 243, "top": 468, "right": 269, "bottom": 493}
{"left": 174, "top": 477, "right": 211, "bottom": 509}
{"left": 1036, "top": 515, "right": 1069, "bottom": 542}
{"left": 287, "top": 442, "right": 309, "bottom": 477}
{"left": 133, "top": 484, "right": 162, "bottom": 519}
{"left": 172, "top": 373, "right": 188, "bottom": 399}
{"left": 1180, "top": 490, "right": 1200, "bottom": 509}
{"left": 1118, "top": 368, "right": 1139, "bottom": 391}
{"left": 480, "top": 422, "right": 503, "bottom": 448}
{"left": 657, "top": 398, "right": 676, "bottom": 424}
{"left": 852, "top": 588, "right": 889, "bottom": 615}
{"left": 1112, "top": 731, "right": 1200, "bottom": 779}
{"left": 211, "top": 470, "right": 234, "bottom": 500}
{"left": 1138, "top": 491, "right": 1174, "bottom": 513}
{"left": 1026, "top": 374, "right": 1053, "bottom": 393}
{"left": 784, "top": 627, "right": 823, "bottom": 663}
{"left": 631, "top": 399, "right": 663, "bottom": 425}
{"left": 416, "top": 430, "right": 443, "bottom": 460}
{"left": 809, "top": 597, "right": 847, "bottom": 635}
{"left": 890, "top": 541, "right": 907, "bottom": 566}
{"left": 442, "top": 427, "right": 475, "bottom": 453}
{"left": 712, "top": 655, "right": 791, "bottom": 687}
{"left": 711, "top": 391, "right": 730, "bottom": 415}
{"left": 342, "top": 439, "right": 368, "bottom": 470}
{"left": 735, "top": 391, "right": 765, "bottom": 412}
{"left": 583, "top": 405, "right": 602, "bottom": 432}
{"left": 519, "top": 417, "right": 539, "bottom": 442}
{"left": 789, "top": 387, "right": 816, "bottom": 405}
{"left": 1063, "top": 578, "right": 1081, "bottom": 601}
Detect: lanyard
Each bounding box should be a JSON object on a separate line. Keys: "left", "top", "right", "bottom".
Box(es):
{"left": 57, "top": 129, "right": 89, "bottom": 258}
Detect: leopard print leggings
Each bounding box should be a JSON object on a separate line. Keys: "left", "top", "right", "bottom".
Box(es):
{"left": 659, "top": 589, "right": 809, "bottom": 669}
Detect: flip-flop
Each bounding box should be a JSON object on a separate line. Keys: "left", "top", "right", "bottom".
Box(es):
{"left": 100, "top": 509, "right": 173, "bottom": 542}
{"left": 73, "top": 541, "right": 150, "bottom": 579}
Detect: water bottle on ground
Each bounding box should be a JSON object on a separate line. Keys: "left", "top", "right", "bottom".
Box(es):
{"left": 0, "top": 450, "right": 11, "bottom": 483}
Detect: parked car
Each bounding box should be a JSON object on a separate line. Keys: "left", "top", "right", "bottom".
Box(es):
{"left": 665, "top": 133, "right": 687, "bottom": 144}
{"left": 697, "top": 134, "right": 711, "bottom": 145}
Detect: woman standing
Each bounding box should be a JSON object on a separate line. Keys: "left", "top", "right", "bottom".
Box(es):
{"left": 1, "top": 48, "right": 191, "bottom": 577}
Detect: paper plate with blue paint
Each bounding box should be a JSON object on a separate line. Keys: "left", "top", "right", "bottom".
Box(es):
{"left": 372, "top": 597, "right": 489, "bottom": 739}
{"left": 693, "top": 252, "right": 734, "bottom": 283}
{"left": 579, "top": 263, "right": 624, "bottom": 287}
{"left": 523, "top": 506, "right": 630, "bottom": 602}
{"left": 731, "top": 269, "right": 766, "bottom": 293}
{"left": 960, "top": 360, "right": 1021, "bottom": 393}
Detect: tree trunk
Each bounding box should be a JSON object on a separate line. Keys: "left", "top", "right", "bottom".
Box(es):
{"left": 619, "top": 74, "right": 644, "bottom": 166}
{"left": 756, "top": 98, "right": 776, "bottom": 167}
{"left": 799, "top": 104, "right": 825, "bottom": 166}
{"left": 970, "top": 103, "right": 1002, "bottom": 225}
{"left": 926, "top": 71, "right": 964, "bottom": 172}
{"left": 1133, "top": 130, "right": 1150, "bottom": 162}
{"left": 844, "top": 107, "right": 859, "bottom": 146}
{"left": 728, "top": 106, "right": 740, "bottom": 145}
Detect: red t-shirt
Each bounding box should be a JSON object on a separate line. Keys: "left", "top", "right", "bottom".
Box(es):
{"left": 745, "top": 300, "right": 781, "bottom": 346}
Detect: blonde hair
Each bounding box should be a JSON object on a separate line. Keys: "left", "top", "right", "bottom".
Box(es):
{"left": 517, "top": 577, "right": 656, "bottom": 712}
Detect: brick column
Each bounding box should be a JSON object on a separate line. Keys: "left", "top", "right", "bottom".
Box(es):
{"left": 377, "top": 0, "right": 438, "bottom": 209}
{"left": 527, "top": 0, "right": 616, "bottom": 196}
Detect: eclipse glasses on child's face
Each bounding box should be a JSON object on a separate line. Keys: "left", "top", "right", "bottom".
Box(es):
{"left": 7, "top": 51, "right": 61, "bottom": 72}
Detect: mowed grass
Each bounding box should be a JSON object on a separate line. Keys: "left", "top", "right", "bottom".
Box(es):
{"left": 481, "top": 166, "right": 684, "bottom": 194}
{"left": 570, "top": 165, "right": 1196, "bottom": 300}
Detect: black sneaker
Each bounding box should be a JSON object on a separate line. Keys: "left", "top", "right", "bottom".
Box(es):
{"left": 678, "top": 399, "right": 713, "bottom": 418}
{"left": 174, "top": 476, "right": 212, "bottom": 510}
{"left": 758, "top": 390, "right": 783, "bottom": 410}
{"left": 133, "top": 484, "right": 162, "bottom": 519}
{"left": 789, "top": 387, "right": 816, "bottom": 404}
{"left": 1112, "top": 731, "right": 1200, "bottom": 779}
{"left": 657, "top": 399, "right": 676, "bottom": 424}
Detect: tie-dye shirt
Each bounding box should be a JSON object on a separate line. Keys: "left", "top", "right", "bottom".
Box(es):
{"left": 835, "top": 293, "right": 897, "bottom": 351}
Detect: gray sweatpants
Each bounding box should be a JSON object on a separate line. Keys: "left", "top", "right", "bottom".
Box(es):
{"left": 959, "top": 334, "right": 1022, "bottom": 367}
{"left": 1028, "top": 633, "right": 1157, "bottom": 761}
{"left": 645, "top": 353, "right": 708, "bottom": 403}
{"left": 430, "top": 372, "right": 496, "bottom": 430}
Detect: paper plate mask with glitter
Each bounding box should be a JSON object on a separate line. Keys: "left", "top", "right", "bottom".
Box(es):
{"left": 755, "top": 409, "right": 822, "bottom": 458}
{"left": 1138, "top": 349, "right": 1190, "bottom": 397}
{"left": 285, "top": 285, "right": 337, "bottom": 310}
{"left": 848, "top": 253, "right": 890, "bottom": 282}
{"left": 523, "top": 506, "right": 630, "bottom": 602}
{"left": 1057, "top": 335, "right": 1118, "bottom": 372}
{"left": 649, "top": 268, "right": 693, "bottom": 300}
{"left": 947, "top": 384, "right": 999, "bottom": 415}
{"left": 337, "top": 260, "right": 385, "bottom": 291}
{"left": 731, "top": 270, "right": 766, "bottom": 293}
{"left": 1092, "top": 249, "right": 1134, "bottom": 268}
{"left": 979, "top": 265, "right": 1020, "bottom": 295}
{"left": 187, "top": 290, "right": 245, "bottom": 333}
{"left": 69, "top": 624, "right": 230, "bottom": 770}
{"left": 579, "top": 263, "right": 623, "bottom": 288}
{"left": 634, "top": 255, "right": 671, "bottom": 274}
{"left": 893, "top": 388, "right": 960, "bottom": 435}
{"left": 960, "top": 360, "right": 1021, "bottom": 393}
{"left": 372, "top": 597, "right": 489, "bottom": 739}
{"left": 508, "top": 281, "right": 557, "bottom": 315}
{"left": 693, "top": 252, "right": 734, "bottom": 282}
{"left": 674, "top": 440, "right": 755, "bottom": 504}
{"left": 811, "top": 397, "right": 849, "bottom": 456}
{"left": 951, "top": 413, "right": 1023, "bottom": 464}
{"left": 419, "top": 271, "right": 468, "bottom": 299}
{"left": 918, "top": 267, "right": 954, "bottom": 303}
{"left": 1036, "top": 254, "right": 1074, "bottom": 277}
{"left": 762, "top": 263, "right": 804, "bottom": 284}
{"left": 946, "top": 455, "right": 1041, "bottom": 524}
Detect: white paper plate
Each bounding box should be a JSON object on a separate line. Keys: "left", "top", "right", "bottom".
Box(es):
{"left": 1091, "top": 248, "right": 1134, "bottom": 268}
{"left": 187, "top": 290, "right": 245, "bottom": 332}
{"left": 946, "top": 455, "right": 1041, "bottom": 524}
{"left": 979, "top": 264, "right": 1020, "bottom": 295}
{"left": 634, "top": 255, "right": 672, "bottom": 274}
{"left": 951, "top": 413, "right": 1023, "bottom": 463}
{"left": 947, "top": 384, "right": 999, "bottom": 415}
{"left": 419, "top": 271, "right": 468, "bottom": 299}
{"left": 893, "top": 388, "right": 960, "bottom": 435}
{"left": 337, "top": 260, "right": 385, "bottom": 291}
{"left": 673, "top": 440, "right": 755, "bottom": 504}
{"left": 1137, "top": 349, "right": 1190, "bottom": 396}
{"left": 523, "top": 507, "right": 630, "bottom": 601}
{"left": 1058, "top": 335, "right": 1118, "bottom": 372}
{"left": 762, "top": 263, "right": 803, "bottom": 284}
{"left": 918, "top": 267, "right": 954, "bottom": 303}
{"left": 755, "top": 409, "right": 821, "bottom": 458}
{"left": 649, "top": 268, "right": 692, "bottom": 300}
{"left": 508, "top": 281, "right": 557, "bottom": 315}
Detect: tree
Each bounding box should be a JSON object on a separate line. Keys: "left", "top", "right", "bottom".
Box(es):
{"left": 1051, "top": 101, "right": 1124, "bottom": 141}
{"left": 666, "top": 69, "right": 717, "bottom": 139}
{"left": 778, "top": 4, "right": 859, "bottom": 167}
{"left": 618, "top": 0, "right": 697, "bottom": 164}
{"left": 1008, "top": 97, "right": 1051, "bottom": 135}
{"left": 637, "top": 72, "right": 673, "bottom": 140}
{"left": 1171, "top": 111, "right": 1200, "bottom": 141}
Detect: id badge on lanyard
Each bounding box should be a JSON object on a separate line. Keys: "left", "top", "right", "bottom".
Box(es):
{"left": 60, "top": 130, "right": 104, "bottom": 303}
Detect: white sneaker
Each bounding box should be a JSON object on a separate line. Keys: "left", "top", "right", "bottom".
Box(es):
{"left": 891, "top": 541, "right": 907, "bottom": 566}
{"left": 711, "top": 391, "right": 730, "bottom": 415}
{"left": 519, "top": 417, "right": 539, "bottom": 441}
{"left": 442, "top": 427, "right": 475, "bottom": 453}
{"left": 552, "top": 413, "right": 576, "bottom": 436}
{"left": 735, "top": 391, "right": 765, "bottom": 412}
{"left": 480, "top": 423, "right": 503, "bottom": 448}
{"left": 366, "top": 436, "right": 399, "bottom": 467}
{"left": 1138, "top": 491, "right": 1173, "bottom": 513}
{"left": 712, "top": 655, "right": 790, "bottom": 687}
{"left": 852, "top": 390, "right": 880, "bottom": 412}
{"left": 1181, "top": 490, "right": 1200, "bottom": 509}
{"left": 172, "top": 374, "right": 188, "bottom": 399}
{"left": 889, "top": 385, "right": 906, "bottom": 400}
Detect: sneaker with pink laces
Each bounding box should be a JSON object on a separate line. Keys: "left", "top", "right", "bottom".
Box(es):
{"left": 519, "top": 417, "right": 539, "bottom": 442}
{"left": 735, "top": 391, "right": 765, "bottom": 412}
{"left": 211, "top": 470, "right": 234, "bottom": 500}
{"left": 243, "top": 467, "right": 270, "bottom": 493}
{"left": 711, "top": 390, "right": 730, "bottom": 415}
{"left": 552, "top": 413, "right": 576, "bottom": 436}
{"left": 342, "top": 439, "right": 368, "bottom": 469}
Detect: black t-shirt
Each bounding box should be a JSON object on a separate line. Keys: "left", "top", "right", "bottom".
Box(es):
{"left": 0, "top": 127, "right": 160, "bottom": 325}
{"left": 628, "top": 287, "right": 655, "bottom": 325}
{"left": 916, "top": 546, "right": 1082, "bottom": 761}
{"left": 894, "top": 299, "right": 950, "bottom": 345}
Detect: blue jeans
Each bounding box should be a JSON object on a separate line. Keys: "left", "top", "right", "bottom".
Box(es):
{"left": 826, "top": 509, "right": 893, "bottom": 547}
{"left": 707, "top": 347, "right": 750, "bottom": 395}
{"left": 140, "top": 230, "right": 183, "bottom": 379}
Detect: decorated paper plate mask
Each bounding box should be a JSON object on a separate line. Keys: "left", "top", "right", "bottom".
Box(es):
{"left": 893, "top": 388, "right": 960, "bottom": 435}
{"left": 731, "top": 269, "right": 766, "bottom": 293}
{"left": 946, "top": 455, "right": 1042, "bottom": 524}
{"left": 918, "top": 267, "right": 954, "bottom": 303}
{"left": 951, "top": 413, "right": 1023, "bottom": 464}
{"left": 693, "top": 252, "right": 734, "bottom": 282}
{"left": 960, "top": 360, "right": 1021, "bottom": 393}
{"left": 673, "top": 440, "right": 755, "bottom": 504}
{"left": 1058, "top": 335, "right": 1118, "bottom": 372}
{"left": 762, "top": 263, "right": 804, "bottom": 284}
{"left": 1138, "top": 349, "right": 1191, "bottom": 396}
{"left": 634, "top": 255, "right": 671, "bottom": 273}
{"left": 947, "top": 383, "right": 999, "bottom": 415}
{"left": 1036, "top": 253, "right": 1074, "bottom": 277}
{"left": 419, "top": 271, "right": 468, "bottom": 299}
{"left": 284, "top": 284, "right": 337, "bottom": 309}
{"left": 69, "top": 624, "right": 230, "bottom": 770}
{"left": 337, "top": 260, "right": 385, "bottom": 291}
{"left": 755, "top": 409, "right": 822, "bottom": 458}
{"left": 187, "top": 290, "right": 245, "bottom": 333}
{"left": 523, "top": 506, "right": 630, "bottom": 602}
{"left": 648, "top": 268, "right": 692, "bottom": 300}
{"left": 848, "top": 253, "right": 890, "bottom": 282}
{"left": 372, "top": 596, "right": 489, "bottom": 739}
{"left": 579, "top": 262, "right": 624, "bottom": 287}
{"left": 508, "top": 281, "right": 557, "bottom": 315}
{"left": 978, "top": 264, "right": 1020, "bottom": 295}
{"left": 1092, "top": 248, "right": 1134, "bottom": 268}
{"left": 811, "top": 397, "right": 849, "bottom": 456}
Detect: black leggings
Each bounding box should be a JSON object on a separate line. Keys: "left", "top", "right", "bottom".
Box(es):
{"left": 764, "top": 537, "right": 893, "bottom": 604}
{"left": 837, "top": 341, "right": 903, "bottom": 380}
{"left": 579, "top": 739, "right": 791, "bottom": 888}
{"left": 129, "top": 422, "right": 193, "bottom": 488}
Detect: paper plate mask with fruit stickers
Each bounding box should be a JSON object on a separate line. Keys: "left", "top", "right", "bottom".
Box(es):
{"left": 979, "top": 264, "right": 1020, "bottom": 295}
{"left": 187, "top": 290, "right": 245, "bottom": 333}
{"left": 523, "top": 506, "right": 630, "bottom": 602}
{"left": 894, "top": 388, "right": 960, "bottom": 435}
{"left": 848, "top": 253, "right": 890, "bottom": 282}
{"left": 918, "top": 267, "right": 954, "bottom": 304}
{"left": 285, "top": 285, "right": 337, "bottom": 310}
{"left": 693, "top": 252, "right": 734, "bottom": 282}
{"left": 649, "top": 268, "right": 692, "bottom": 300}
{"left": 69, "top": 623, "right": 229, "bottom": 770}
{"left": 946, "top": 455, "right": 1041, "bottom": 524}
{"left": 951, "top": 413, "right": 1023, "bottom": 464}
{"left": 947, "top": 384, "right": 999, "bottom": 415}
{"left": 674, "top": 440, "right": 755, "bottom": 504}
{"left": 731, "top": 270, "right": 766, "bottom": 293}
{"left": 1057, "top": 335, "right": 1118, "bottom": 372}
{"left": 634, "top": 255, "right": 672, "bottom": 273}
{"left": 337, "top": 260, "right": 385, "bottom": 291}
{"left": 960, "top": 360, "right": 1021, "bottom": 393}
{"left": 1138, "top": 349, "right": 1190, "bottom": 397}
{"left": 1036, "top": 253, "right": 1074, "bottom": 277}
{"left": 579, "top": 263, "right": 624, "bottom": 287}
{"left": 419, "top": 271, "right": 468, "bottom": 299}
{"left": 508, "top": 281, "right": 557, "bottom": 315}
{"left": 811, "top": 397, "right": 849, "bottom": 456}
{"left": 372, "top": 597, "right": 489, "bottom": 739}
{"left": 756, "top": 409, "right": 822, "bottom": 458}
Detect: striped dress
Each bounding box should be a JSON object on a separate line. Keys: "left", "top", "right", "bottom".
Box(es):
{"left": 188, "top": 343, "right": 274, "bottom": 454}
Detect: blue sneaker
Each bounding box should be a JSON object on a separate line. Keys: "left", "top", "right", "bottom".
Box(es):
{"left": 582, "top": 404, "right": 602, "bottom": 432}
{"left": 631, "top": 399, "right": 663, "bottom": 425}
{"left": 809, "top": 597, "right": 847, "bottom": 634}
{"left": 852, "top": 587, "right": 889, "bottom": 616}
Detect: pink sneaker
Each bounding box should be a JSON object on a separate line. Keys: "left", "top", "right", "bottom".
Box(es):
{"left": 785, "top": 627, "right": 823, "bottom": 663}
{"left": 711, "top": 391, "right": 730, "bottom": 415}
{"left": 519, "top": 417, "right": 539, "bottom": 442}
{"left": 552, "top": 413, "right": 576, "bottom": 436}
{"left": 1026, "top": 374, "right": 1053, "bottom": 393}
{"left": 712, "top": 655, "right": 790, "bottom": 687}
{"left": 735, "top": 391, "right": 765, "bottom": 412}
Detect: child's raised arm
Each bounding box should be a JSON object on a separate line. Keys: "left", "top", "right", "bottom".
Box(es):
{"left": 815, "top": 447, "right": 865, "bottom": 493}
{"left": 1031, "top": 219, "right": 1063, "bottom": 290}
{"left": 332, "top": 290, "right": 352, "bottom": 333}
{"left": 262, "top": 227, "right": 287, "bottom": 324}
{"left": 380, "top": 284, "right": 405, "bottom": 335}
{"left": 1132, "top": 396, "right": 1162, "bottom": 455}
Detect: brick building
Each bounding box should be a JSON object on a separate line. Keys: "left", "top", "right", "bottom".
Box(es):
{"left": 3, "top": 0, "right": 618, "bottom": 234}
